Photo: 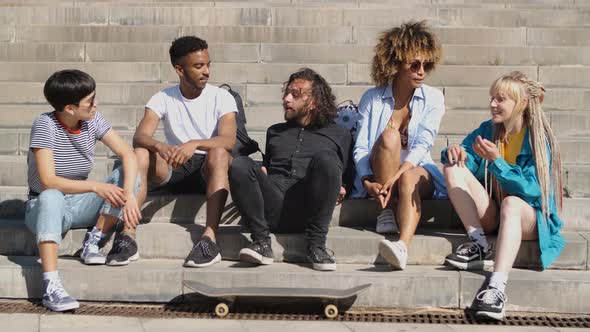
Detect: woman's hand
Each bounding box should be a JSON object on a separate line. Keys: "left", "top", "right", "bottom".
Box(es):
{"left": 446, "top": 144, "right": 467, "bottom": 167}
{"left": 93, "top": 182, "right": 126, "bottom": 208}
{"left": 379, "top": 174, "right": 399, "bottom": 209}
{"left": 122, "top": 193, "right": 142, "bottom": 229}
{"left": 363, "top": 179, "right": 382, "bottom": 200}
{"left": 472, "top": 136, "right": 500, "bottom": 161}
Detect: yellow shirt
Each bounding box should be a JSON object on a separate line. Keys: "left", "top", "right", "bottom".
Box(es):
{"left": 501, "top": 127, "right": 526, "bottom": 165}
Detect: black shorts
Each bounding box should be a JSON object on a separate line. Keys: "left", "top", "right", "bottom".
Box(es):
{"left": 153, "top": 154, "right": 207, "bottom": 194}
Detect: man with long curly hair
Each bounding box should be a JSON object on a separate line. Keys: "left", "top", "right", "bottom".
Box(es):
{"left": 229, "top": 68, "right": 352, "bottom": 271}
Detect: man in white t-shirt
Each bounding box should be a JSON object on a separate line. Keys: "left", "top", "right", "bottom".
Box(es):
{"left": 133, "top": 36, "right": 238, "bottom": 268}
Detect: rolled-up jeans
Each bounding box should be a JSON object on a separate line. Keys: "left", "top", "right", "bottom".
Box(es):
{"left": 24, "top": 166, "right": 140, "bottom": 245}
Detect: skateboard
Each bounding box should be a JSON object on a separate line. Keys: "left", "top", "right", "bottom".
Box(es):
{"left": 182, "top": 280, "right": 371, "bottom": 319}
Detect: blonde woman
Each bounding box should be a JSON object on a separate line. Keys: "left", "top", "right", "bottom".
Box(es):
{"left": 352, "top": 21, "right": 447, "bottom": 270}
{"left": 442, "top": 72, "right": 565, "bottom": 320}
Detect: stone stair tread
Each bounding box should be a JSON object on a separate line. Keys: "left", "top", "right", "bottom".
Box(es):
{"left": 0, "top": 255, "right": 588, "bottom": 313}
{"left": 1, "top": 186, "right": 590, "bottom": 230}
{"left": 0, "top": 220, "right": 586, "bottom": 269}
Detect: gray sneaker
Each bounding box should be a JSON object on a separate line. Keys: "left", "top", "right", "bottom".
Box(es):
{"left": 42, "top": 278, "right": 80, "bottom": 312}
{"left": 80, "top": 231, "right": 106, "bottom": 265}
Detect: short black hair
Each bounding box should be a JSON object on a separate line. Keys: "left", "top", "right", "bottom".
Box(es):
{"left": 169, "top": 36, "right": 208, "bottom": 66}
{"left": 43, "top": 69, "right": 96, "bottom": 112}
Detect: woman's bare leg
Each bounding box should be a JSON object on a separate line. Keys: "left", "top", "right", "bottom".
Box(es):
{"left": 494, "top": 196, "right": 537, "bottom": 273}
{"left": 396, "top": 166, "right": 434, "bottom": 246}
{"left": 443, "top": 164, "right": 498, "bottom": 234}
{"left": 370, "top": 128, "right": 401, "bottom": 185}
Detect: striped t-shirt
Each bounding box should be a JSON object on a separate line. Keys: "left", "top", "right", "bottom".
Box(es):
{"left": 27, "top": 111, "right": 112, "bottom": 194}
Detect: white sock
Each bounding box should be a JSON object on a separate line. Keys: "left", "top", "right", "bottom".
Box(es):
{"left": 42, "top": 270, "right": 58, "bottom": 281}
{"left": 489, "top": 272, "right": 508, "bottom": 293}
{"left": 90, "top": 227, "right": 104, "bottom": 238}
{"left": 467, "top": 228, "right": 489, "bottom": 252}
{"left": 395, "top": 240, "right": 408, "bottom": 252}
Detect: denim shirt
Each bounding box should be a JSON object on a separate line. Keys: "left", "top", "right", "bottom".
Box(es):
{"left": 351, "top": 84, "right": 447, "bottom": 198}
{"left": 441, "top": 120, "right": 566, "bottom": 269}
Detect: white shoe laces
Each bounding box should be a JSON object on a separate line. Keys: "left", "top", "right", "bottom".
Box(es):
{"left": 477, "top": 287, "right": 506, "bottom": 305}
{"left": 83, "top": 232, "right": 101, "bottom": 255}
{"left": 46, "top": 278, "right": 69, "bottom": 300}
{"left": 456, "top": 241, "right": 481, "bottom": 256}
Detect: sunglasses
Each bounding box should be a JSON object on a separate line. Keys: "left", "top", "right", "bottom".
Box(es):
{"left": 407, "top": 60, "right": 435, "bottom": 73}
{"left": 76, "top": 94, "right": 96, "bottom": 107}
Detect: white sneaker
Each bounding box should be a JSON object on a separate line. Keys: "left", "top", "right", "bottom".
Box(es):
{"left": 376, "top": 209, "right": 399, "bottom": 234}
{"left": 379, "top": 239, "right": 408, "bottom": 270}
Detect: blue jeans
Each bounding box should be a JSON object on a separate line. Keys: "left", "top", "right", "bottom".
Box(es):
{"left": 24, "top": 167, "right": 140, "bottom": 245}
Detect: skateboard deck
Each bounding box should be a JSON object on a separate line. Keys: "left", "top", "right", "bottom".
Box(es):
{"left": 182, "top": 280, "right": 371, "bottom": 318}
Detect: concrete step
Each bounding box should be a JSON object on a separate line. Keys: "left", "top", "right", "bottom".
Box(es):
{"left": 1, "top": 256, "right": 589, "bottom": 313}
{"left": 0, "top": 185, "right": 456, "bottom": 229}
{"left": 0, "top": 156, "right": 116, "bottom": 187}
{"left": 2, "top": 104, "right": 590, "bottom": 139}
{"left": 443, "top": 86, "right": 590, "bottom": 111}
{"left": 2, "top": 62, "right": 565, "bottom": 88}
{"left": 8, "top": 25, "right": 589, "bottom": 47}
{"left": 2, "top": 62, "right": 589, "bottom": 91}
{"left": 3, "top": 131, "right": 590, "bottom": 191}
{"left": 0, "top": 81, "right": 588, "bottom": 112}
{"left": 2, "top": 42, "right": 590, "bottom": 66}
{"left": 1, "top": 184, "right": 590, "bottom": 231}
{"left": 0, "top": 6, "right": 588, "bottom": 27}
{"left": 0, "top": 220, "right": 587, "bottom": 270}
{"left": 0, "top": 0, "right": 584, "bottom": 9}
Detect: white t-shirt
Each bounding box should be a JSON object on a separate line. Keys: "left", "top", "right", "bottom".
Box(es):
{"left": 146, "top": 84, "right": 238, "bottom": 154}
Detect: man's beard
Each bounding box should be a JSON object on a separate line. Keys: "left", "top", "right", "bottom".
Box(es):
{"left": 284, "top": 107, "right": 309, "bottom": 123}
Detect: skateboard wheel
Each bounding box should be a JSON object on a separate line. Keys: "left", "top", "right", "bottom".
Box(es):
{"left": 324, "top": 304, "right": 338, "bottom": 319}
{"left": 215, "top": 303, "right": 230, "bottom": 317}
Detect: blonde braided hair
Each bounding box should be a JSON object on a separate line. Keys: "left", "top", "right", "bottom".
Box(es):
{"left": 485, "top": 71, "right": 562, "bottom": 219}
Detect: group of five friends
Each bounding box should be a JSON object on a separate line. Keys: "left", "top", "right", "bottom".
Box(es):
{"left": 24, "top": 21, "right": 566, "bottom": 322}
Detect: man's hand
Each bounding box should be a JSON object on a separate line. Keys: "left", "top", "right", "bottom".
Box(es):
{"left": 154, "top": 142, "right": 178, "bottom": 165}
{"left": 94, "top": 182, "right": 126, "bottom": 208}
{"left": 472, "top": 136, "right": 500, "bottom": 162}
{"left": 336, "top": 186, "right": 346, "bottom": 205}
{"left": 446, "top": 144, "right": 467, "bottom": 167}
{"left": 261, "top": 166, "right": 268, "bottom": 175}
{"left": 122, "top": 193, "right": 142, "bottom": 229}
{"left": 168, "top": 141, "right": 197, "bottom": 168}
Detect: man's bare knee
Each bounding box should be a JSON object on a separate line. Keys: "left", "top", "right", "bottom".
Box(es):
{"left": 205, "top": 147, "right": 231, "bottom": 173}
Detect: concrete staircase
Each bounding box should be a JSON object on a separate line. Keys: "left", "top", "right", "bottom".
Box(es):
{"left": 0, "top": 0, "right": 589, "bottom": 315}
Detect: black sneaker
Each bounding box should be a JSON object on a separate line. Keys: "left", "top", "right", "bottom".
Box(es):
{"left": 307, "top": 245, "right": 336, "bottom": 271}
{"left": 239, "top": 240, "right": 273, "bottom": 265}
{"left": 106, "top": 232, "right": 139, "bottom": 266}
{"left": 471, "top": 284, "right": 507, "bottom": 321}
{"left": 184, "top": 236, "right": 222, "bottom": 268}
{"left": 445, "top": 241, "right": 492, "bottom": 270}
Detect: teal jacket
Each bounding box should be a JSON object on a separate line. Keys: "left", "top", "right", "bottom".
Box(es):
{"left": 441, "top": 120, "right": 566, "bottom": 269}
